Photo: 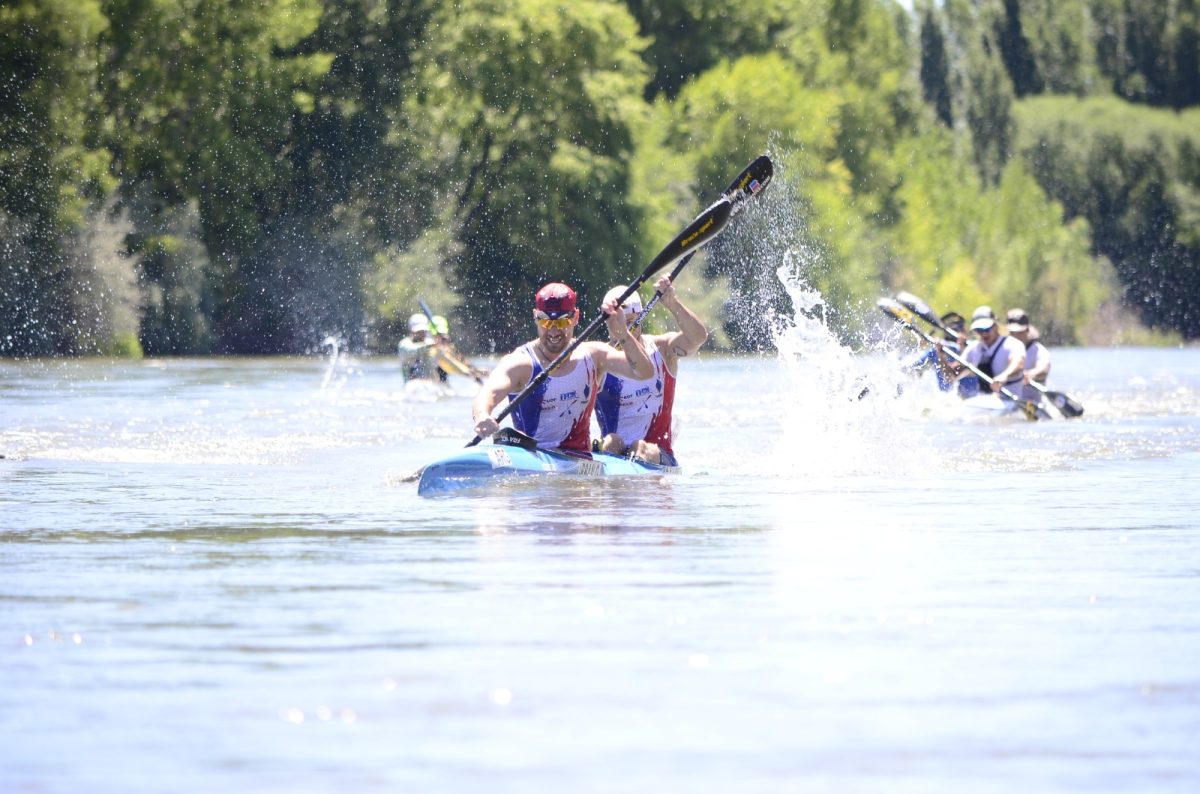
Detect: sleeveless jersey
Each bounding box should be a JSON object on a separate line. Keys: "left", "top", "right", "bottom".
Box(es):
{"left": 595, "top": 339, "right": 676, "bottom": 455}
{"left": 398, "top": 337, "right": 435, "bottom": 381}
{"left": 508, "top": 344, "right": 597, "bottom": 452}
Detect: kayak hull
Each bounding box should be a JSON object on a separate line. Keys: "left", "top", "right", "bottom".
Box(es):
{"left": 942, "top": 392, "right": 1054, "bottom": 421}
{"left": 417, "top": 443, "right": 679, "bottom": 496}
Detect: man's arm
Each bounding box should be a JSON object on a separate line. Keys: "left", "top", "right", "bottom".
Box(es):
{"left": 595, "top": 298, "right": 653, "bottom": 380}
{"left": 991, "top": 338, "right": 1025, "bottom": 391}
{"left": 1025, "top": 344, "right": 1051, "bottom": 383}
{"left": 655, "top": 274, "right": 708, "bottom": 361}
{"left": 472, "top": 352, "right": 530, "bottom": 438}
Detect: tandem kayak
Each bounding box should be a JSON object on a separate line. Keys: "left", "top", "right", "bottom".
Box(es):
{"left": 416, "top": 432, "right": 680, "bottom": 496}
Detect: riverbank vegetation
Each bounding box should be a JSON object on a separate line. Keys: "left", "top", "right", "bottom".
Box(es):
{"left": 2, "top": 0, "right": 1197, "bottom": 356}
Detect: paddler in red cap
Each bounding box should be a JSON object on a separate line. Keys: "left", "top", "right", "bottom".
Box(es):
{"left": 471, "top": 282, "right": 653, "bottom": 453}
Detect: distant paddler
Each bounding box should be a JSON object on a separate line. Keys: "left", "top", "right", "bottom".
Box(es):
{"left": 904, "top": 310, "right": 966, "bottom": 392}
{"left": 398, "top": 313, "right": 436, "bottom": 382}
{"left": 1004, "top": 308, "right": 1051, "bottom": 403}
{"left": 953, "top": 307, "right": 1027, "bottom": 397}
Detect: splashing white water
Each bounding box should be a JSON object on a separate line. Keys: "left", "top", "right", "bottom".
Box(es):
{"left": 765, "top": 254, "right": 925, "bottom": 477}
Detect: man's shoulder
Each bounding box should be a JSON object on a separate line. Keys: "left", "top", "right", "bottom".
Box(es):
{"left": 496, "top": 344, "right": 534, "bottom": 366}
{"left": 1003, "top": 335, "right": 1025, "bottom": 351}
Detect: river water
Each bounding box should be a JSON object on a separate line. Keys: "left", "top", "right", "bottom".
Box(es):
{"left": 3, "top": 334, "right": 1200, "bottom": 792}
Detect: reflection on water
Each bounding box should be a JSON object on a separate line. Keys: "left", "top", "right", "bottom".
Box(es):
{"left": 2, "top": 352, "right": 1200, "bottom": 793}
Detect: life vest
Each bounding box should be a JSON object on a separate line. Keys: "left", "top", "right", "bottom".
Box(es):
{"left": 595, "top": 339, "right": 676, "bottom": 455}
{"left": 507, "top": 344, "right": 597, "bottom": 452}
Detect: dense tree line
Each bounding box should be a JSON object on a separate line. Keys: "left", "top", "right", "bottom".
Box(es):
{"left": 2, "top": 0, "right": 1198, "bottom": 357}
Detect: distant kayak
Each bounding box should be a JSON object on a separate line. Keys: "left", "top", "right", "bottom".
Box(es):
{"left": 417, "top": 436, "right": 679, "bottom": 496}
{"left": 921, "top": 392, "right": 1054, "bottom": 421}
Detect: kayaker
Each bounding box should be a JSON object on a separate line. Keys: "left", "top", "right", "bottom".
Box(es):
{"left": 958, "top": 305, "right": 1026, "bottom": 396}
{"left": 471, "top": 282, "right": 653, "bottom": 453}
{"left": 1006, "top": 308, "right": 1051, "bottom": 402}
{"left": 909, "top": 310, "right": 965, "bottom": 392}
{"left": 398, "top": 313, "right": 436, "bottom": 381}
{"left": 593, "top": 274, "right": 707, "bottom": 465}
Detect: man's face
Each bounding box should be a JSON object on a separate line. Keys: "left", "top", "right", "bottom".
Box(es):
{"left": 534, "top": 310, "right": 576, "bottom": 355}
{"left": 975, "top": 325, "right": 998, "bottom": 344}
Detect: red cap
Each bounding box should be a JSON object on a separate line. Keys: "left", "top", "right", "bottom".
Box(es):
{"left": 535, "top": 282, "right": 577, "bottom": 318}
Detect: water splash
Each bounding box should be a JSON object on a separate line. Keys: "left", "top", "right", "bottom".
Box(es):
{"left": 319, "top": 335, "right": 348, "bottom": 392}
{"left": 765, "top": 257, "right": 924, "bottom": 476}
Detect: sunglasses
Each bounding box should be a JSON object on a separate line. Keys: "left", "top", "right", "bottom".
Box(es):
{"left": 535, "top": 312, "right": 573, "bottom": 330}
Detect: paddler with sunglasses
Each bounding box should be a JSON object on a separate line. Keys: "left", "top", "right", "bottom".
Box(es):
{"left": 471, "top": 282, "right": 653, "bottom": 453}
{"left": 593, "top": 275, "right": 707, "bottom": 466}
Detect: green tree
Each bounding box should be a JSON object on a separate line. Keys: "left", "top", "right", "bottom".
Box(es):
{"left": 887, "top": 131, "right": 1111, "bottom": 344}
{"left": 410, "top": 0, "right": 650, "bottom": 351}
{"left": 1092, "top": 0, "right": 1200, "bottom": 108}
{"left": 1016, "top": 95, "right": 1200, "bottom": 337}
{"left": 101, "top": 0, "right": 337, "bottom": 353}
{"left": 919, "top": 2, "right": 955, "bottom": 127}
{"left": 0, "top": 0, "right": 135, "bottom": 356}
{"left": 623, "top": 0, "right": 793, "bottom": 98}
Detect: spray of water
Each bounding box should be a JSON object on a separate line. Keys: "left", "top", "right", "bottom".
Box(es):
{"left": 714, "top": 152, "right": 928, "bottom": 478}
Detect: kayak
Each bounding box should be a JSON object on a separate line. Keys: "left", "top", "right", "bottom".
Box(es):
{"left": 417, "top": 437, "right": 680, "bottom": 496}
{"left": 961, "top": 393, "right": 1023, "bottom": 416}
{"left": 924, "top": 392, "right": 1054, "bottom": 421}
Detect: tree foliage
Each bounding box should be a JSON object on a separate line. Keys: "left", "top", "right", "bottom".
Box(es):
{"left": 408, "top": 0, "right": 650, "bottom": 351}
{"left": 2, "top": 0, "right": 1199, "bottom": 357}
{"left": 1016, "top": 95, "right": 1200, "bottom": 336}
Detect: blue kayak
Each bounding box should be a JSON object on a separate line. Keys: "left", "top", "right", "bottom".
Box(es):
{"left": 417, "top": 438, "right": 680, "bottom": 496}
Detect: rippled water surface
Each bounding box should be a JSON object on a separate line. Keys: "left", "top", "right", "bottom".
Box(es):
{"left": 3, "top": 346, "right": 1199, "bottom": 793}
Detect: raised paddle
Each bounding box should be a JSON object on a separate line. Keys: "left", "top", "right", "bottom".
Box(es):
{"left": 878, "top": 298, "right": 1052, "bottom": 421}
{"left": 894, "top": 291, "right": 1084, "bottom": 418}
{"left": 628, "top": 154, "right": 774, "bottom": 336}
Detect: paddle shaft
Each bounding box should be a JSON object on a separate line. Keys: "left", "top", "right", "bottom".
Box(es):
{"left": 626, "top": 255, "right": 693, "bottom": 336}
{"left": 628, "top": 155, "right": 774, "bottom": 335}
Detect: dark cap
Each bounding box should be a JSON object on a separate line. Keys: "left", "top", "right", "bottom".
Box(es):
{"left": 1006, "top": 309, "right": 1030, "bottom": 332}
{"left": 941, "top": 311, "right": 966, "bottom": 330}
{"left": 534, "top": 282, "right": 577, "bottom": 318}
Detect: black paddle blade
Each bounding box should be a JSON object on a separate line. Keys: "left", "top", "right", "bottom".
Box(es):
{"left": 877, "top": 297, "right": 919, "bottom": 328}
{"left": 894, "top": 291, "right": 941, "bottom": 329}
{"left": 493, "top": 427, "right": 538, "bottom": 450}
{"left": 726, "top": 154, "right": 774, "bottom": 207}
{"left": 1047, "top": 390, "right": 1085, "bottom": 417}
{"left": 637, "top": 196, "right": 733, "bottom": 286}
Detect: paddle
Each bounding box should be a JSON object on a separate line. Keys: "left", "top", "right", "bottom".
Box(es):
{"left": 463, "top": 193, "right": 734, "bottom": 448}
{"left": 628, "top": 155, "right": 774, "bottom": 336}
{"left": 417, "top": 298, "right": 488, "bottom": 383}
{"left": 894, "top": 291, "right": 1084, "bottom": 418}
{"left": 878, "top": 298, "right": 1051, "bottom": 421}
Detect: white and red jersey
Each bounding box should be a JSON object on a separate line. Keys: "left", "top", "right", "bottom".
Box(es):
{"left": 507, "top": 344, "right": 597, "bottom": 452}
{"left": 595, "top": 338, "right": 676, "bottom": 456}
